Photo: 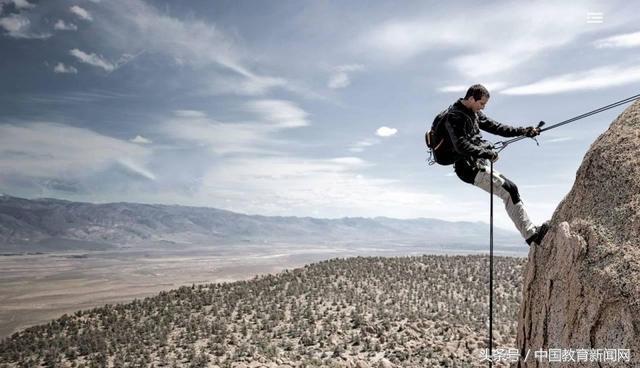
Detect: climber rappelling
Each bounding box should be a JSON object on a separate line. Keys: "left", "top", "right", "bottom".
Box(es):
{"left": 426, "top": 85, "right": 640, "bottom": 366}
{"left": 426, "top": 84, "right": 549, "bottom": 246}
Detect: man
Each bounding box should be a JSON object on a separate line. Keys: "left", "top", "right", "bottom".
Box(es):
{"left": 445, "top": 84, "right": 549, "bottom": 246}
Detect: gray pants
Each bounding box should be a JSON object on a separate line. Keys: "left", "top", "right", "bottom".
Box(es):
{"left": 471, "top": 160, "right": 536, "bottom": 240}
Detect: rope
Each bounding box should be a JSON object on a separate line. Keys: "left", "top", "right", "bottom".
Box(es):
{"left": 489, "top": 159, "right": 494, "bottom": 367}
{"left": 494, "top": 92, "right": 640, "bottom": 152}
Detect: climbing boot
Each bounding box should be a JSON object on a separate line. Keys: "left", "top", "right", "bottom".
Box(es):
{"left": 526, "top": 221, "right": 550, "bottom": 246}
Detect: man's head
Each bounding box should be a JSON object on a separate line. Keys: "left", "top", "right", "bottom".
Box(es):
{"left": 463, "top": 84, "right": 490, "bottom": 112}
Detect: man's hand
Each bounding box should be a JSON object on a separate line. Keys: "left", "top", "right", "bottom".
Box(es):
{"left": 523, "top": 126, "right": 541, "bottom": 137}
{"left": 488, "top": 150, "right": 499, "bottom": 163}
{"left": 522, "top": 121, "right": 545, "bottom": 137}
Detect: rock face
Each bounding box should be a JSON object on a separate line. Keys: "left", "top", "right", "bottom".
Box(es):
{"left": 516, "top": 100, "right": 640, "bottom": 367}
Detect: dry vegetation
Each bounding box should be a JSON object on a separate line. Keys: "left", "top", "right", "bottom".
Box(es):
{"left": 0, "top": 254, "right": 526, "bottom": 367}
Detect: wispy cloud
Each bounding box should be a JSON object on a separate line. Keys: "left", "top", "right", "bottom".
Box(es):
{"left": 328, "top": 64, "right": 364, "bottom": 89}
{"left": 70, "top": 5, "right": 93, "bottom": 22}
{"left": 95, "top": 0, "right": 288, "bottom": 96}
{"left": 438, "top": 82, "right": 508, "bottom": 94}
{"left": 53, "top": 62, "right": 78, "bottom": 74}
{"left": 0, "top": 122, "right": 153, "bottom": 180}
{"left": 196, "top": 155, "right": 445, "bottom": 218}
{"left": 360, "top": 19, "right": 458, "bottom": 62}
{"left": 161, "top": 111, "right": 276, "bottom": 155}
{"left": 173, "top": 110, "right": 207, "bottom": 119}
{"left": 246, "top": 100, "right": 310, "bottom": 128}
{"left": 438, "top": 85, "right": 468, "bottom": 93}
{"left": 163, "top": 101, "right": 310, "bottom": 156}
{"left": 117, "top": 158, "right": 156, "bottom": 180}
{"left": 543, "top": 136, "right": 574, "bottom": 144}
{"left": 501, "top": 64, "right": 640, "bottom": 95}
{"left": 54, "top": 19, "right": 77, "bottom": 31}
{"left": 24, "top": 90, "right": 136, "bottom": 104}
{"left": 359, "top": 3, "right": 611, "bottom": 77}
{"left": 70, "top": 48, "right": 115, "bottom": 72}
{"left": 349, "top": 138, "right": 380, "bottom": 153}
{"left": 594, "top": 31, "right": 640, "bottom": 49}
{"left": 328, "top": 157, "right": 369, "bottom": 167}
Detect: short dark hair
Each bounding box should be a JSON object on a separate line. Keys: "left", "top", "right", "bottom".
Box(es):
{"left": 464, "top": 84, "right": 490, "bottom": 101}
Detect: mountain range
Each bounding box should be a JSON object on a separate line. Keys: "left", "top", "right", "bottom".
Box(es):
{"left": 0, "top": 194, "right": 520, "bottom": 252}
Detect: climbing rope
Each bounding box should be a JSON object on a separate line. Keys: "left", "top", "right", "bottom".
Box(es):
{"left": 489, "top": 159, "right": 494, "bottom": 368}
{"left": 486, "top": 92, "right": 640, "bottom": 366}
{"left": 493, "top": 92, "right": 640, "bottom": 152}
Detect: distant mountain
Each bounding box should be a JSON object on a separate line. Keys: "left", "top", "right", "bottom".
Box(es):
{"left": 0, "top": 195, "right": 520, "bottom": 252}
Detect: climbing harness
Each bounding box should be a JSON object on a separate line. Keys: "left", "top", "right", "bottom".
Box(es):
{"left": 486, "top": 92, "right": 640, "bottom": 367}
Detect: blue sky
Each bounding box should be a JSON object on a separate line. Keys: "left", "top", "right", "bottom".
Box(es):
{"left": 1, "top": 0, "right": 639, "bottom": 231}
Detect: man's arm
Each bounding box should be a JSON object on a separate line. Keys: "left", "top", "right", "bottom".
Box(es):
{"left": 444, "top": 112, "right": 496, "bottom": 159}
{"left": 477, "top": 111, "right": 526, "bottom": 137}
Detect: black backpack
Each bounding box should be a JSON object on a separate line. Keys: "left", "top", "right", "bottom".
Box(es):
{"left": 425, "top": 106, "right": 458, "bottom": 165}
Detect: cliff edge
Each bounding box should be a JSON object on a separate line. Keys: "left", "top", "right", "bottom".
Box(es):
{"left": 516, "top": 100, "right": 640, "bottom": 367}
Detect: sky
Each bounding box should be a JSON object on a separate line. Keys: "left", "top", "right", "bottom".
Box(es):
{"left": 1, "top": 0, "right": 639, "bottom": 231}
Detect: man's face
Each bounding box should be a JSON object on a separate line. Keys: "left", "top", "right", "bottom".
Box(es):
{"left": 470, "top": 96, "right": 489, "bottom": 112}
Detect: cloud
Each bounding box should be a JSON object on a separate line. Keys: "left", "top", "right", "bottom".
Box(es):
{"left": 0, "top": 0, "right": 34, "bottom": 11}
{"left": 0, "top": 13, "right": 49, "bottom": 39}
{"left": 349, "top": 138, "right": 380, "bottom": 152}
{"left": 53, "top": 62, "right": 78, "bottom": 74}
{"left": 329, "top": 157, "right": 369, "bottom": 167}
{"left": 0, "top": 13, "right": 27, "bottom": 33}
{"left": 237, "top": 75, "right": 288, "bottom": 96}
{"left": 359, "top": 3, "right": 612, "bottom": 77}
{"left": 0, "top": 122, "right": 153, "bottom": 180}
{"left": 70, "top": 48, "right": 115, "bottom": 72}
{"left": 450, "top": 52, "right": 524, "bottom": 79}
{"left": 162, "top": 111, "right": 274, "bottom": 155}
{"left": 130, "top": 135, "right": 151, "bottom": 144}
{"left": 195, "top": 155, "right": 445, "bottom": 218}
{"left": 117, "top": 158, "right": 156, "bottom": 180}
{"left": 438, "top": 85, "right": 468, "bottom": 93}
{"left": 173, "top": 110, "right": 207, "bottom": 119}
{"left": 162, "top": 102, "right": 310, "bottom": 156}
{"left": 349, "top": 125, "right": 397, "bottom": 152}
{"left": 544, "top": 136, "right": 574, "bottom": 144}
{"left": 328, "top": 64, "right": 364, "bottom": 89}
{"left": 438, "top": 82, "right": 508, "bottom": 94}
{"left": 70, "top": 5, "right": 93, "bottom": 21}
{"left": 25, "top": 90, "right": 136, "bottom": 104}
{"left": 376, "top": 126, "right": 397, "bottom": 137}
{"left": 246, "top": 99, "right": 310, "bottom": 128}
{"left": 594, "top": 31, "right": 640, "bottom": 49}
{"left": 361, "top": 19, "right": 463, "bottom": 62}
{"left": 54, "top": 19, "right": 77, "bottom": 31}
{"left": 94, "top": 0, "right": 287, "bottom": 96}
{"left": 500, "top": 64, "right": 640, "bottom": 95}
{"left": 11, "top": 0, "right": 34, "bottom": 9}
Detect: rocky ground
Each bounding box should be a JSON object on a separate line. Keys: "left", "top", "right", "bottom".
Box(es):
{"left": 0, "top": 255, "right": 526, "bottom": 367}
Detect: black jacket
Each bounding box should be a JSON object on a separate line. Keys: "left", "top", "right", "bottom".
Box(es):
{"left": 444, "top": 98, "right": 525, "bottom": 160}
